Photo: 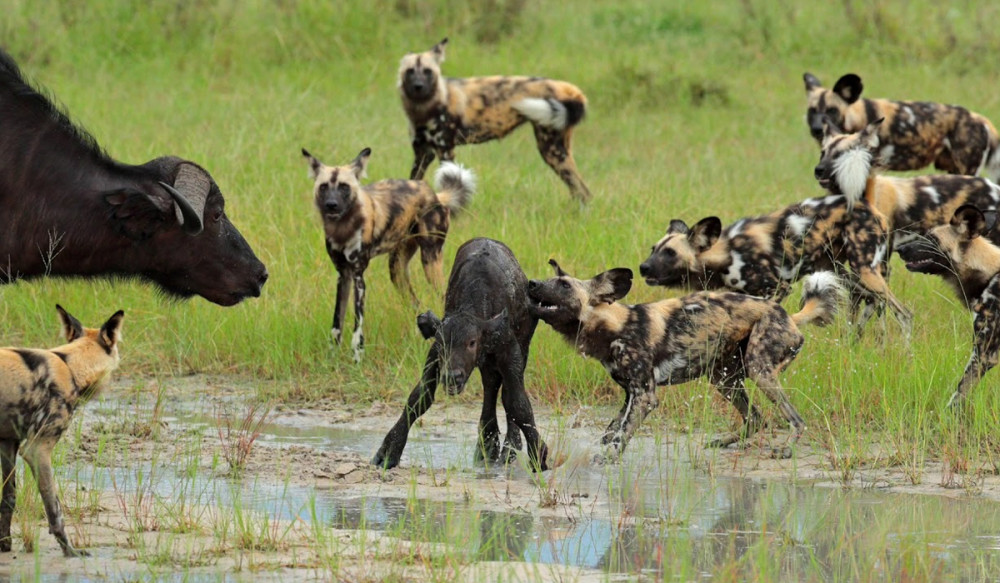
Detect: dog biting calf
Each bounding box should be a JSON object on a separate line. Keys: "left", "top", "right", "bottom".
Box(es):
{"left": 372, "top": 238, "right": 550, "bottom": 471}
{"left": 528, "top": 260, "right": 841, "bottom": 459}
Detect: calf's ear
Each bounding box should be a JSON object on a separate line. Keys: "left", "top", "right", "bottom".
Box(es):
{"left": 56, "top": 304, "right": 84, "bottom": 342}
{"left": 99, "top": 310, "right": 125, "bottom": 352}
{"left": 416, "top": 311, "right": 442, "bottom": 340}
{"left": 590, "top": 268, "right": 633, "bottom": 305}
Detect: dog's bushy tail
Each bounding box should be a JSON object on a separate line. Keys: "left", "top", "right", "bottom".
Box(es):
{"left": 513, "top": 97, "right": 586, "bottom": 131}
{"left": 791, "top": 271, "right": 844, "bottom": 327}
{"left": 434, "top": 162, "right": 476, "bottom": 216}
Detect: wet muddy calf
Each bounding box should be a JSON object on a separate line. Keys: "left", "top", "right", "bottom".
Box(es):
{"left": 372, "top": 238, "right": 550, "bottom": 471}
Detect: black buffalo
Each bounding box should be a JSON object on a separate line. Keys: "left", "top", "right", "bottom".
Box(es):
{"left": 372, "top": 238, "right": 551, "bottom": 471}
{"left": 0, "top": 48, "right": 266, "bottom": 305}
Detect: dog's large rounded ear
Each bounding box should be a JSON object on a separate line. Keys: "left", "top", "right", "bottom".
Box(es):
{"left": 302, "top": 148, "right": 322, "bottom": 180}
{"left": 832, "top": 73, "right": 863, "bottom": 104}
{"left": 99, "top": 310, "right": 125, "bottom": 352}
{"left": 351, "top": 147, "right": 371, "bottom": 180}
{"left": 859, "top": 118, "right": 883, "bottom": 149}
{"left": 590, "top": 268, "right": 633, "bottom": 305}
{"left": 667, "top": 219, "right": 689, "bottom": 235}
{"left": 803, "top": 72, "right": 822, "bottom": 91}
{"left": 548, "top": 258, "right": 569, "bottom": 277}
{"left": 952, "top": 204, "right": 990, "bottom": 240}
{"left": 432, "top": 38, "right": 448, "bottom": 63}
{"left": 416, "top": 311, "right": 442, "bottom": 340}
{"left": 56, "top": 304, "right": 84, "bottom": 342}
{"left": 690, "top": 217, "right": 722, "bottom": 252}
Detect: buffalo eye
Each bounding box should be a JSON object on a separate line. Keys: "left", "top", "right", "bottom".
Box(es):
{"left": 337, "top": 183, "right": 351, "bottom": 197}
{"left": 212, "top": 209, "right": 223, "bottom": 223}
{"left": 468, "top": 338, "right": 476, "bottom": 349}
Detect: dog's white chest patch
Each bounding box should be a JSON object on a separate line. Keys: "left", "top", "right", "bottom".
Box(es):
{"left": 329, "top": 229, "right": 364, "bottom": 263}
{"left": 724, "top": 252, "right": 748, "bottom": 290}
{"left": 654, "top": 354, "right": 687, "bottom": 384}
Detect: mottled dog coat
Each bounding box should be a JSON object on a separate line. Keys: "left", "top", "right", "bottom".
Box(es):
{"left": 528, "top": 261, "right": 841, "bottom": 458}
{"left": 639, "top": 189, "right": 911, "bottom": 334}
{"left": 898, "top": 206, "right": 1000, "bottom": 408}
{"left": 0, "top": 305, "right": 124, "bottom": 557}
{"left": 399, "top": 38, "right": 591, "bottom": 201}
{"left": 804, "top": 72, "right": 1000, "bottom": 180}
{"left": 815, "top": 118, "right": 1000, "bottom": 250}
{"left": 302, "top": 147, "right": 475, "bottom": 362}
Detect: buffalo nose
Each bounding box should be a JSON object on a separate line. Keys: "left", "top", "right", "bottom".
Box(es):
{"left": 639, "top": 262, "right": 650, "bottom": 277}
{"left": 448, "top": 369, "right": 466, "bottom": 386}
{"left": 258, "top": 268, "right": 269, "bottom": 287}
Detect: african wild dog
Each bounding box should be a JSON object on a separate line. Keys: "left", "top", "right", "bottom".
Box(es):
{"left": 815, "top": 118, "right": 1000, "bottom": 250}
{"left": 528, "top": 260, "right": 842, "bottom": 459}
{"left": 897, "top": 205, "right": 1000, "bottom": 409}
{"left": 399, "top": 38, "right": 592, "bottom": 202}
{"left": 803, "top": 72, "right": 1000, "bottom": 180}
{"left": 638, "top": 187, "right": 912, "bottom": 335}
{"left": 302, "top": 147, "right": 475, "bottom": 362}
{"left": 0, "top": 305, "right": 124, "bottom": 557}
{"left": 372, "top": 238, "right": 551, "bottom": 471}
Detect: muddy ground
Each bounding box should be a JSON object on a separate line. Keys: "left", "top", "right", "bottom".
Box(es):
{"left": 1, "top": 374, "right": 999, "bottom": 580}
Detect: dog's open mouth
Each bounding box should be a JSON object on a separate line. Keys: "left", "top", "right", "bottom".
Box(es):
{"left": 903, "top": 257, "right": 936, "bottom": 272}
{"left": 529, "top": 298, "right": 561, "bottom": 314}
{"left": 817, "top": 178, "right": 832, "bottom": 190}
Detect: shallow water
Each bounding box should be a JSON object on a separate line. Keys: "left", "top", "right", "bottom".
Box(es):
{"left": 73, "top": 398, "right": 1000, "bottom": 580}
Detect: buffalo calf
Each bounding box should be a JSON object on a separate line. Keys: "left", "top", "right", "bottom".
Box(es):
{"left": 372, "top": 238, "right": 550, "bottom": 471}
{"left": 0, "top": 305, "right": 124, "bottom": 557}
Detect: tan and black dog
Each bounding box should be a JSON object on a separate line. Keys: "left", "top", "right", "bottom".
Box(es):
{"left": 897, "top": 205, "right": 1000, "bottom": 409}
{"left": 302, "top": 147, "right": 475, "bottom": 362}
{"left": 528, "top": 261, "right": 842, "bottom": 459}
{"left": 0, "top": 305, "right": 124, "bottom": 557}
{"left": 815, "top": 118, "right": 1000, "bottom": 249}
{"left": 804, "top": 72, "right": 1000, "bottom": 180}
{"left": 398, "top": 38, "right": 591, "bottom": 202}
{"left": 638, "top": 189, "right": 911, "bottom": 335}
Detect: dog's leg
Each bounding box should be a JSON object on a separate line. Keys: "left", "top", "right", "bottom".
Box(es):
{"left": 351, "top": 263, "right": 369, "bottom": 362}
{"left": 856, "top": 267, "right": 912, "bottom": 338}
{"left": 410, "top": 136, "right": 437, "bottom": 180}
{"left": 706, "top": 358, "right": 764, "bottom": 449}
{"left": 745, "top": 313, "right": 807, "bottom": 459}
{"left": 0, "top": 440, "right": 17, "bottom": 552}
{"left": 389, "top": 243, "right": 419, "bottom": 307}
{"left": 947, "top": 314, "right": 1000, "bottom": 408}
{"left": 602, "top": 370, "right": 659, "bottom": 458}
{"left": 532, "top": 125, "right": 592, "bottom": 203}
{"left": 330, "top": 253, "right": 353, "bottom": 347}
{"left": 372, "top": 344, "right": 442, "bottom": 469}
{"left": 500, "top": 353, "right": 549, "bottom": 472}
{"left": 21, "top": 440, "right": 87, "bottom": 558}
{"left": 418, "top": 236, "right": 447, "bottom": 292}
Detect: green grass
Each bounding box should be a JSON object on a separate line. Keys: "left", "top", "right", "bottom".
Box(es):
{"left": 3, "top": 1, "right": 1000, "bottom": 464}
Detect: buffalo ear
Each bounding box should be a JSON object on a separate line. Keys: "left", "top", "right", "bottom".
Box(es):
{"left": 667, "top": 219, "right": 689, "bottom": 235}
{"left": 99, "top": 310, "right": 125, "bottom": 351}
{"left": 56, "top": 304, "right": 84, "bottom": 342}
{"left": 104, "top": 188, "right": 171, "bottom": 240}
{"left": 589, "top": 268, "right": 633, "bottom": 305}
{"left": 690, "top": 217, "right": 722, "bottom": 252}
{"left": 952, "top": 204, "right": 990, "bottom": 240}
{"left": 832, "top": 73, "right": 863, "bottom": 104}
{"left": 803, "top": 72, "right": 822, "bottom": 91}
{"left": 416, "top": 311, "right": 442, "bottom": 340}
